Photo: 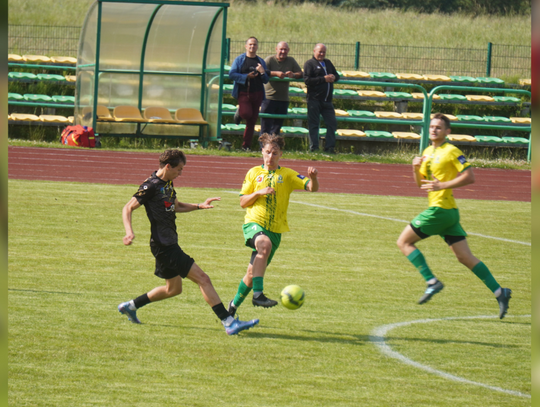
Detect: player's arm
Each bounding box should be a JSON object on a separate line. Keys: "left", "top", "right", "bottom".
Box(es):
{"left": 174, "top": 197, "right": 221, "bottom": 212}
{"left": 421, "top": 167, "right": 475, "bottom": 192}
{"left": 412, "top": 156, "right": 425, "bottom": 187}
{"left": 240, "top": 188, "right": 275, "bottom": 208}
{"left": 305, "top": 167, "right": 319, "bottom": 192}
{"left": 122, "top": 197, "right": 141, "bottom": 245}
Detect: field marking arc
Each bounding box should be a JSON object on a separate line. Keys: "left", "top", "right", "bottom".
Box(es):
{"left": 369, "top": 314, "right": 531, "bottom": 399}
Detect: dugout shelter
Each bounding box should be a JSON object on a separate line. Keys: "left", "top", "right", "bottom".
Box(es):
{"left": 76, "top": 0, "right": 229, "bottom": 143}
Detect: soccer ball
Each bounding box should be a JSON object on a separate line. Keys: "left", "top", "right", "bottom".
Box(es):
{"left": 280, "top": 285, "right": 305, "bottom": 310}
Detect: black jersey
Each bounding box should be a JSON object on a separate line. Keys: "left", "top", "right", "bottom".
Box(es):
{"left": 133, "top": 172, "right": 178, "bottom": 246}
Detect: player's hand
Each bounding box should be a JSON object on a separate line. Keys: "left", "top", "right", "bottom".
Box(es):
{"left": 199, "top": 197, "right": 221, "bottom": 209}
{"left": 412, "top": 156, "right": 424, "bottom": 168}
{"left": 123, "top": 233, "right": 135, "bottom": 246}
{"left": 259, "top": 187, "right": 276, "bottom": 196}
{"left": 421, "top": 177, "right": 443, "bottom": 192}
{"left": 307, "top": 167, "right": 318, "bottom": 178}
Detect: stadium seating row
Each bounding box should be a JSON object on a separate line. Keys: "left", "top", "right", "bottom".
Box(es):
{"left": 8, "top": 71, "right": 76, "bottom": 83}
{"left": 82, "top": 105, "right": 208, "bottom": 125}
{"left": 8, "top": 54, "right": 77, "bottom": 65}
{"left": 220, "top": 123, "right": 529, "bottom": 144}
{"left": 9, "top": 113, "right": 74, "bottom": 123}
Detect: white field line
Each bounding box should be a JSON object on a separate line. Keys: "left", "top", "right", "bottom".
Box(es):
{"left": 369, "top": 315, "right": 531, "bottom": 399}
{"left": 289, "top": 200, "right": 531, "bottom": 247}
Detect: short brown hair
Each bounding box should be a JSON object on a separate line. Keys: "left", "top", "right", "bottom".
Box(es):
{"left": 259, "top": 133, "right": 285, "bottom": 150}
{"left": 246, "top": 36, "right": 258, "bottom": 44}
{"left": 159, "top": 149, "right": 186, "bottom": 168}
{"left": 432, "top": 113, "right": 451, "bottom": 129}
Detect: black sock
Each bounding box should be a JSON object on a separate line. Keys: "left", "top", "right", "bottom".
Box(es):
{"left": 133, "top": 293, "right": 151, "bottom": 309}
{"left": 212, "top": 303, "right": 230, "bottom": 321}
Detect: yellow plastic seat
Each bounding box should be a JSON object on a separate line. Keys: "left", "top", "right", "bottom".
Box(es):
{"left": 393, "top": 132, "right": 421, "bottom": 139}
{"left": 68, "top": 116, "right": 74, "bottom": 123}
{"left": 396, "top": 73, "right": 423, "bottom": 80}
{"left": 82, "top": 105, "right": 115, "bottom": 121}
{"left": 144, "top": 107, "right": 177, "bottom": 123}
{"left": 65, "top": 75, "right": 77, "bottom": 82}
{"left": 374, "top": 111, "right": 402, "bottom": 119}
{"left": 422, "top": 74, "right": 451, "bottom": 81}
{"left": 22, "top": 54, "right": 51, "bottom": 63}
{"left": 40, "top": 115, "right": 69, "bottom": 123}
{"left": 174, "top": 108, "right": 208, "bottom": 124}
{"left": 401, "top": 112, "right": 423, "bottom": 120}
{"left": 337, "top": 129, "right": 365, "bottom": 137}
{"left": 254, "top": 125, "right": 261, "bottom": 132}
{"left": 519, "top": 79, "right": 531, "bottom": 86}
{"left": 114, "top": 106, "right": 147, "bottom": 122}
{"left": 431, "top": 113, "right": 458, "bottom": 121}
{"left": 334, "top": 109, "right": 349, "bottom": 117}
{"left": 510, "top": 117, "right": 531, "bottom": 124}
{"left": 411, "top": 93, "right": 440, "bottom": 100}
{"left": 465, "top": 95, "right": 494, "bottom": 102}
{"left": 50, "top": 56, "right": 77, "bottom": 65}
{"left": 357, "top": 90, "right": 386, "bottom": 97}
{"left": 10, "top": 113, "right": 40, "bottom": 121}
{"left": 8, "top": 54, "right": 23, "bottom": 62}
{"left": 447, "top": 134, "right": 477, "bottom": 142}
{"left": 341, "top": 71, "right": 370, "bottom": 78}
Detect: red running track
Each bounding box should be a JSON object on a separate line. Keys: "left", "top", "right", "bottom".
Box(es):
{"left": 8, "top": 146, "right": 531, "bottom": 202}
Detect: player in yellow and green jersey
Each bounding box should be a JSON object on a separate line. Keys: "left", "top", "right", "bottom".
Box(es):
{"left": 228, "top": 133, "right": 319, "bottom": 315}
{"left": 396, "top": 113, "right": 512, "bottom": 319}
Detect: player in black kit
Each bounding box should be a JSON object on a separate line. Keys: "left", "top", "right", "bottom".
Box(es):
{"left": 118, "top": 149, "right": 258, "bottom": 335}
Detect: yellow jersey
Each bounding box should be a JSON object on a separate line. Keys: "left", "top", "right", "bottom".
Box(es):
{"left": 240, "top": 165, "right": 309, "bottom": 233}
{"left": 420, "top": 142, "right": 471, "bottom": 209}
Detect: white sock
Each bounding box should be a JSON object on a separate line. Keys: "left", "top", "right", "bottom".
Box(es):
{"left": 494, "top": 287, "right": 502, "bottom": 297}
{"left": 222, "top": 316, "right": 235, "bottom": 326}
{"left": 427, "top": 278, "right": 438, "bottom": 285}
{"left": 128, "top": 300, "right": 136, "bottom": 310}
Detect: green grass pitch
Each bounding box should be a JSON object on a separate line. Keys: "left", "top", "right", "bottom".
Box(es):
{"left": 8, "top": 179, "right": 530, "bottom": 406}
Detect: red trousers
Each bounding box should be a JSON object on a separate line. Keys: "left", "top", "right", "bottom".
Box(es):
{"left": 238, "top": 90, "right": 264, "bottom": 149}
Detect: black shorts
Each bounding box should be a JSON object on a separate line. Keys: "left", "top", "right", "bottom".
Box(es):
{"left": 150, "top": 243, "right": 195, "bottom": 280}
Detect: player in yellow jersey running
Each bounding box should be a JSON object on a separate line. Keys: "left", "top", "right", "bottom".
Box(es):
{"left": 229, "top": 133, "right": 319, "bottom": 315}
{"left": 396, "top": 113, "right": 512, "bottom": 319}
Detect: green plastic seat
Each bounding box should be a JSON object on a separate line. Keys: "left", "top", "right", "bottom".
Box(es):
{"left": 223, "top": 123, "right": 245, "bottom": 131}
{"left": 333, "top": 89, "right": 357, "bottom": 96}
{"left": 369, "top": 72, "right": 397, "bottom": 80}
{"left": 364, "top": 130, "right": 393, "bottom": 138}
{"left": 291, "top": 107, "right": 307, "bottom": 114}
{"left": 8, "top": 93, "right": 24, "bottom": 100}
{"left": 492, "top": 96, "right": 521, "bottom": 103}
{"left": 319, "top": 128, "right": 327, "bottom": 136}
{"left": 347, "top": 110, "right": 375, "bottom": 117}
{"left": 289, "top": 87, "right": 304, "bottom": 94}
{"left": 223, "top": 65, "right": 231, "bottom": 71}
{"left": 483, "top": 116, "right": 511, "bottom": 123}
{"left": 449, "top": 76, "right": 477, "bottom": 83}
{"left": 8, "top": 71, "right": 37, "bottom": 80}
{"left": 281, "top": 126, "right": 309, "bottom": 134}
{"left": 474, "top": 135, "right": 503, "bottom": 143}
{"left": 221, "top": 103, "right": 237, "bottom": 111}
{"left": 456, "top": 114, "right": 484, "bottom": 122}
{"left": 52, "top": 95, "right": 75, "bottom": 103}
{"left": 476, "top": 77, "right": 505, "bottom": 85}
{"left": 384, "top": 91, "right": 413, "bottom": 99}
{"left": 222, "top": 84, "right": 234, "bottom": 91}
{"left": 37, "top": 73, "right": 66, "bottom": 81}
{"left": 438, "top": 94, "right": 467, "bottom": 101}
{"left": 502, "top": 136, "right": 529, "bottom": 144}
{"left": 23, "top": 94, "right": 53, "bottom": 102}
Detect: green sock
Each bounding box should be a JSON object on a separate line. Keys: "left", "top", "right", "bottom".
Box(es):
{"left": 233, "top": 280, "right": 252, "bottom": 308}
{"left": 407, "top": 249, "right": 435, "bottom": 282}
{"left": 253, "top": 276, "right": 264, "bottom": 293}
{"left": 471, "top": 261, "right": 500, "bottom": 293}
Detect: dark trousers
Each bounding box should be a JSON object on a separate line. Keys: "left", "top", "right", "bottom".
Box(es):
{"left": 238, "top": 90, "right": 264, "bottom": 149}
{"left": 307, "top": 99, "right": 337, "bottom": 151}
{"left": 260, "top": 99, "right": 290, "bottom": 135}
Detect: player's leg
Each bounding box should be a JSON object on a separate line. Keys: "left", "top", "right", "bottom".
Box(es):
{"left": 449, "top": 238, "right": 511, "bottom": 318}
{"left": 228, "top": 263, "right": 254, "bottom": 317}
{"left": 397, "top": 212, "right": 444, "bottom": 304}
{"left": 251, "top": 233, "right": 277, "bottom": 307}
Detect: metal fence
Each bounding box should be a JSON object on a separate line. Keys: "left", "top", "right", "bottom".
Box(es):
{"left": 8, "top": 24, "right": 530, "bottom": 78}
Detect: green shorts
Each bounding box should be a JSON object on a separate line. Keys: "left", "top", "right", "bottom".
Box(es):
{"left": 411, "top": 207, "right": 467, "bottom": 244}
{"left": 243, "top": 223, "right": 282, "bottom": 265}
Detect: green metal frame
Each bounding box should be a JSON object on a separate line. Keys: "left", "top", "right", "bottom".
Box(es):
{"left": 81, "top": 0, "right": 229, "bottom": 144}
{"left": 424, "top": 85, "right": 531, "bottom": 161}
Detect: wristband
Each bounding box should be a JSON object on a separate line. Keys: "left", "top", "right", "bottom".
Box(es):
{"left": 197, "top": 204, "right": 200, "bottom": 210}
